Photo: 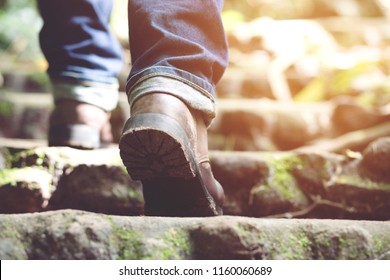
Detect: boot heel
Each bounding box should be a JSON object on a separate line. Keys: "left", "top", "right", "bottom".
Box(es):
{"left": 119, "top": 113, "right": 196, "bottom": 180}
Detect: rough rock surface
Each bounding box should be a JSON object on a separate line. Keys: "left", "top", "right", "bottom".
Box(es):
{"left": 360, "top": 137, "right": 390, "bottom": 183}
{"left": 0, "top": 210, "right": 388, "bottom": 260}
{"left": 0, "top": 167, "right": 51, "bottom": 213}
{"left": 0, "top": 143, "right": 144, "bottom": 216}
{"left": 1, "top": 137, "right": 389, "bottom": 220}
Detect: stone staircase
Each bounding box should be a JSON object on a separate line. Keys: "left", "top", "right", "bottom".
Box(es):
{"left": 0, "top": 92, "right": 390, "bottom": 259}
{"left": 1, "top": 136, "right": 390, "bottom": 259}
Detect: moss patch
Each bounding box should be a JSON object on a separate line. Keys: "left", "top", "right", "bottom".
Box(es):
{"left": 248, "top": 154, "right": 310, "bottom": 216}
{"left": 0, "top": 220, "right": 22, "bottom": 240}
{"left": 235, "top": 222, "right": 262, "bottom": 247}
{"left": 372, "top": 236, "right": 390, "bottom": 260}
{"left": 254, "top": 229, "right": 313, "bottom": 260}
{"left": 335, "top": 175, "right": 390, "bottom": 191}
{"left": 264, "top": 155, "right": 305, "bottom": 200}
{"left": 0, "top": 167, "right": 51, "bottom": 188}
{"left": 309, "top": 230, "right": 373, "bottom": 260}
{"left": 0, "top": 100, "right": 14, "bottom": 117}
{"left": 108, "top": 215, "right": 193, "bottom": 260}
{"left": 275, "top": 231, "right": 312, "bottom": 260}
{"left": 0, "top": 219, "right": 29, "bottom": 259}
{"left": 285, "top": 233, "right": 312, "bottom": 260}
{"left": 157, "top": 228, "right": 192, "bottom": 259}
{"left": 9, "top": 149, "right": 51, "bottom": 169}
{"left": 110, "top": 223, "right": 145, "bottom": 260}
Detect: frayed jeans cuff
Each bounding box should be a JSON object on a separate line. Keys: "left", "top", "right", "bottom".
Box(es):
{"left": 128, "top": 76, "right": 216, "bottom": 126}
{"left": 51, "top": 80, "right": 119, "bottom": 111}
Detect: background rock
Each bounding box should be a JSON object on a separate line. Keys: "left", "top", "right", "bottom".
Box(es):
{"left": 0, "top": 167, "right": 52, "bottom": 213}
{"left": 2, "top": 93, "right": 389, "bottom": 153}
{"left": 0, "top": 144, "right": 144, "bottom": 216}
{"left": 48, "top": 164, "right": 143, "bottom": 215}
{"left": 360, "top": 137, "right": 390, "bottom": 183}
{"left": 248, "top": 154, "right": 310, "bottom": 217}
{"left": 211, "top": 152, "right": 269, "bottom": 215}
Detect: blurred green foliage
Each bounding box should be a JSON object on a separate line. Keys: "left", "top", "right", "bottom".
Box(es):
{"left": 0, "top": 0, "right": 42, "bottom": 62}
{"left": 295, "top": 62, "right": 379, "bottom": 101}
{"left": 223, "top": 0, "right": 383, "bottom": 20}
{"left": 294, "top": 61, "right": 390, "bottom": 107}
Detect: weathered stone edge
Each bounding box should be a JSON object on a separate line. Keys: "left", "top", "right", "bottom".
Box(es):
{"left": 0, "top": 210, "right": 389, "bottom": 260}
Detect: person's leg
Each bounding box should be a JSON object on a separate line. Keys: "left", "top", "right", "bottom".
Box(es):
{"left": 126, "top": 0, "right": 228, "bottom": 125}
{"left": 37, "top": 0, "right": 123, "bottom": 148}
{"left": 120, "top": 0, "right": 228, "bottom": 216}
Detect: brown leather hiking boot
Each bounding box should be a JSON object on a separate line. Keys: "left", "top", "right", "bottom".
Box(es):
{"left": 48, "top": 100, "right": 112, "bottom": 149}
{"left": 119, "top": 93, "right": 224, "bottom": 216}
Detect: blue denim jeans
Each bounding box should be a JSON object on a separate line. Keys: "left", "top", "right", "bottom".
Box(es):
{"left": 38, "top": 0, "right": 228, "bottom": 123}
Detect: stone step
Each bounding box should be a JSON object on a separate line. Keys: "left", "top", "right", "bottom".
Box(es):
{"left": 0, "top": 209, "right": 389, "bottom": 260}
{"left": 1, "top": 137, "right": 389, "bottom": 220}
{"left": 1, "top": 91, "right": 390, "bottom": 152}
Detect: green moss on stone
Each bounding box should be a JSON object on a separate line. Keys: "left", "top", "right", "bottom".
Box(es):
{"left": 110, "top": 223, "right": 145, "bottom": 260}
{"left": 159, "top": 228, "right": 191, "bottom": 259}
{"left": 0, "top": 100, "right": 14, "bottom": 117}
{"left": 263, "top": 155, "right": 306, "bottom": 202}
{"left": 35, "top": 151, "right": 47, "bottom": 167}
{"left": 280, "top": 232, "right": 312, "bottom": 260}
{"left": 3, "top": 150, "right": 21, "bottom": 169}
{"left": 0, "top": 167, "right": 52, "bottom": 195}
{"left": 372, "top": 237, "right": 390, "bottom": 259}
{"left": 109, "top": 216, "right": 192, "bottom": 260}
{"left": 320, "top": 238, "right": 331, "bottom": 249}
{"left": 259, "top": 229, "right": 312, "bottom": 260}
{"left": 338, "top": 238, "right": 368, "bottom": 259}
{"left": 0, "top": 167, "right": 44, "bottom": 187}
{"left": 22, "top": 150, "right": 48, "bottom": 167}
{"left": 335, "top": 175, "right": 390, "bottom": 190}
{"left": 235, "top": 222, "right": 262, "bottom": 247}
{"left": 234, "top": 223, "right": 313, "bottom": 260}
{"left": 374, "top": 239, "right": 384, "bottom": 254}
{"left": 312, "top": 232, "right": 373, "bottom": 260}
{"left": 0, "top": 220, "right": 21, "bottom": 239}
{"left": 0, "top": 220, "right": 29, "bottom": 259}
{"left": 6, "top": 149, "right": 49, "bottom": 169}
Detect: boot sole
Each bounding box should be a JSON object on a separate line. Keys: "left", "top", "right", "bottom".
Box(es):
{"left": 119, "top": 113, "right": 220, "bottom": 216}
